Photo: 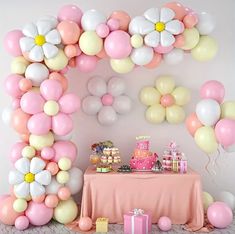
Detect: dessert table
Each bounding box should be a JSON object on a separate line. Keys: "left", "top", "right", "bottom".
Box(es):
{"left": 80, "top": 166, "right": 204, "bottom": 231}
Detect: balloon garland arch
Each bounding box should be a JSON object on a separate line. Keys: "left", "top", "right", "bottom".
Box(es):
{"left": 2, "top": 2, "right": 217, "bottom": 230}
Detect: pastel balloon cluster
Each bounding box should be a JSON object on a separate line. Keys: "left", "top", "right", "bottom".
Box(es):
{"left": 186, "top": 80, "right": 235, "bottom": 154}
{"left": 140, "top": 75, "right": 191, "bottom": 124}
{"left": 4, "top": 3, "right": 217, "bottom": 75}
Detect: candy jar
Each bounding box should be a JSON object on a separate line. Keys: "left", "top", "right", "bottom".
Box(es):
{"left": 90, "top": 151, "right": 100, "bottom": 166}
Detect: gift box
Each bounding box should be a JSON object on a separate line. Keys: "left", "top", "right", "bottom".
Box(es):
{"left": 124, "top": 209, "right": 152, "bottom": 234}
{"left": 96, "top": 217, "right": 108, "bottom": 233}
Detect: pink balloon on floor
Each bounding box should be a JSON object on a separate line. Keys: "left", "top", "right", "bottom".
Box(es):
{"left": 10, "top": 142, "right": 27, "bottom": 163}
{"left": 25, "top": 201, "right": 53, "bottom": 226}
{"left": 15, "top": 216, "right": 29, "bottom": 230}
{"left": 76, "top": 54, "right": 98, "bottom": 73}
{"left": 79, "top": 217, "right": 93, "bottom": 231}
{"left": 158, "top": 216, "right": 172, "bottom": 231}
{"left": 4, "top": 30, "right": 23, "bottom": 56}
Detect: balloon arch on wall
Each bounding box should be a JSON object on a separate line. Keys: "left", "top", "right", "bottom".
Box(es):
{"left": 1, "top": 2, "right": 219, "bottom": 230}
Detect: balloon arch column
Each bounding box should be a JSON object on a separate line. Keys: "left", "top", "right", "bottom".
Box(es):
{"left": 1, "top": 3, "right": 217, "bottom": 230}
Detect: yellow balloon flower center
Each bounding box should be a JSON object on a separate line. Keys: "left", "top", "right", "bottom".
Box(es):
{"left": 24, "top": 173, "right": 35, "bottom": 183}
{"left": 44, "top": 100, "right": 59, "bottom": 116}
{"left": 155, "top": 22, "right": 165, "bottom": 32}
{"left": 35, "top": 35, "right": 46, "bottom": 46}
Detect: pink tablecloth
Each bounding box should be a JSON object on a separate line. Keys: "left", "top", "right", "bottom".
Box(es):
{"left": 80, "top": 166, "right": 204, "bottom": 231}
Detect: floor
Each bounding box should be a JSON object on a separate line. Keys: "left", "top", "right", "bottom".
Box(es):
{"left": 1, "top": 219, "right": 235, "bottom": 234}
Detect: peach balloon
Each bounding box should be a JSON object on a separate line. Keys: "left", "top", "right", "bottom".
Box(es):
{"left": 20, "top": 134, "right": 30, "bottom": 142}
{"left": 58, "top": 187, "right": 71, "bottom": 200}
{"left": 32, "top": 194, "right": 45, "bottom": 203}
{"left": 46, "top": 162, "right": 59, "bottom": 175}
{"left": 79, "top": 217, "right": 93, "bottom": 231}
{"left": 0, "top": 196, "right": 23, "bottom": 225}
{"left": 45, "top": 195, "right": 59, "bottom": 208}
{"left": 68, "top": 57, "right": 77, "bottom": 68}
{"left": 96, "top": 48, "right": 108, "bottom": 59}
{"left": 183, "top": 13, "right": 198, "bottom": 28}
{"left": 49, "top": 72, "right": 68, "bottom": 92}
{"left": 19, "top": 79, "right": 32, "bottom": 92}
{"left": 164, "top": 2, "right": 187, "bottom": 20}
{"left": 109, "top": 10, "right": 131, "bottom": 31}
{"left": 160, "top": 94, "right": 175, "bottom": 107}
{"left": 173, "top": 35, "right": 185, "bottom": 48}
{"left": 186, "top": 112, "right": 203, "bottom": 136}
{"left": 57, "top": 20, "right": 81, "bottom": 45}
{"left": 12, "top": 108, "right": 31, "bottom": 135}
{"left": 144, "top": 53, "right": 162, "bottom": 69}
{"left": 64, "top": 44, "right": 81, "bottom": 58}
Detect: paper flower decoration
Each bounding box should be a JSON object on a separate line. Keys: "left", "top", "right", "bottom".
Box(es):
{"left": 20, "top": 79, "right": 80, "bottom": 136}
{"left": 9, "top": 157, "right": 51, "bottom": 198}
{"left": 140, "top": 75, "right": 191, "bottom": 124}
{"left": 129, "top": 7, "right": 183, "bottom": 47}
{"left": 82, "top": 76, "right": 132, "bottom": 125}
{"left": 20, "top": 19, "right": 61, "bottom": 62}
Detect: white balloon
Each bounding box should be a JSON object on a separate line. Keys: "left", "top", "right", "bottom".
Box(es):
{"left": 130, "top": 46, "right": 154, "bottom": 65}
{"left": 66, "top": 167, "right": 83, "bottom": 195}
{"left": 163, "top": 48, "right": 184, "bottom": 65}
{"left": 196, "top": 12, "right": 216, "bottom": 35}
{"left": 107, "top": 77, "right": 126, "bottom": 96}
{"left": 216, "top": 191, "right": 235, "bottom": 211}
{"left": 2, "top": 106, "right": 13, "bottom": 125}
{"left": 54, "top": 132, "right": 73, "bottom": 141}
{"left": 128, "top": 16, "right": 154, "bottom": 35}
{"left": 82, "top": 96, "right": 102, "bottom": 115}
{"left": 46, "top": 177, "right": 62, "bottom": 194}
{"left": 98, "top": 106, "right": 117, "bottom": 125}
{"left": 113, "top": 96, "right": 132, "bottom": 114}
{"left": 25, "top": 63, "right": 49, "bottom": 86}
{"left": 196, "top": 99, "right": 221, "bottom": 126}
{"left": 87, "top": 76, "right": 107, "bottom": 97}
{"left": 81, "top": 9, "right": 106, "bottom": 31}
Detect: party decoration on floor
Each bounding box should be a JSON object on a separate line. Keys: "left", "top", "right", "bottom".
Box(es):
{"left": 96, "top": 217, "right": 109, "bottom": 233}
{"left": 186, "top": 80, "right": 235, "bottom": 154}
{"left": 140, "top": 75, "right": 191, "bottom": 124}
{"left": 82, "top": 76, "right": 132, "bottom": 125}
{"left": 203, "top": 191, "right": 214, "bottom": 212}
{"left": 158, "top": 216, "right": 172, "bottom": 231}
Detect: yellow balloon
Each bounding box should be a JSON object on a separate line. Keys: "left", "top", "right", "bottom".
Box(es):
{"left": 44, "top": 100, "right": 59, "bottom": 116}
{"left": 44, "top": 49, "right": 68, "bottom": 71}
{"left": 53, "top": 199, "right": 78, "bottom": 224}
{"left": 131, "top": 34, "right": 143, "bottom": 48}
{"left": 194, "top": 126, "right": 218, "bottom": 154}
{"left": 166, "top": 105, "right": 185, "bottom": 123}
{"left": 191, "top": 36, "right": 218, "bottom": 61}
{"left": 203, "top": 191, "right": 214, "bottom": 211}
{"left": 58, "top": 157, "right": 72, "bottom": 171}
{"left": 155, "top": 76, "right": 175, "bottom": 95}
{"left": 79, "top": 31, "right": 103, "bottom": 56}
{"left": 181, "top": 27, "right": 200, "bottom": 50}
{"left": 22, "top": 146, "right": 36, "bottom": 158}
{"left": 221, "top": 101, "right": 235, "bottom": 120}
{"left": 29, "top": 132, "right": 54, "bottom": 150}
{"left": 145, "top": 104, "right": 165, "bottom": 123}
{"left": 13, "top": 198, "right": 27, "bottom": 212}
{"left": 56, "top": 171, "right": 70, "bottom": 184}
{"left": 11, "top": 56, "right": 30, "bottom": 74}
{"left": 171, "top": 87, "right": 191, "bottom": 106}
{"left": 110, "top": 57, "right": 135, "bottom": 74}
{"left": 139, "top": 87, "right": 161, "bottom": 106}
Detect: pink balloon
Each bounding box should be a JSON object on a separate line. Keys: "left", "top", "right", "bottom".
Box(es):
{"left": 59, "top": 93, "right": 81, "bottom": 114}
{"left": 96, "top": 23, "right": 110, "bottom": 38}
{"left": 160, "top": 94, "right": 175, "bottom": 107}
{"left": 58, "top": 187, "right": 71, "bottom": 200}
{"left": 25, "top": 201, "right": 53, "bottom": 226}
{"left": 27, "top": 113, "right": 51, "bottom": 135}
{"left": 144, "top": 53, "right": 162, "bottom": 69}
{"left": 53, "top": 141, "right": 77, "bottom": 163}
{"left": 76, "top": 54, "right": 98, "bottom": 73}
{"left": 107, "top": 18, "right": 120, "bottom": 31}
{"left": 12, "top": 98, "right": 21, "bottom": 110}
{"left": 79, "top": 217, "right": 93, "bottom": 231}
{"left": 104, "top": 30, "right": 132, "bottom": 59}
{"left": 186, "top": 112, "right": 203, "bottom": 136}
{"left": 200, "top": 80, "right": 225, "bottom": 104}
{"left": 40, "top": 79, "right": 63, "bottom": 101}
{"left": 109, "top": 11, "right": 131, "bottom": 31}
{"left": 164, "top": 2, "right": 187, "bottom": 20}
{"left": 52, "top": 113, "right": 73, "bottom": 136}
{"left": 154, "top": 45, "right": 173, "bottom": 54}
{"left": 207, "top": 202, "right": 233, "bottom": 228}
{"left": 41, "top": 147, "right": 55, "bottom": 160}
{"left": 215, "top": 119, "right": 235, "bottom": 147}
{"left": 45, "top": 195, "right": 59, "bottom": 208}
{"left": 4, "top": 30, "right": 23, "bottom": 56}
{"left": 4, "top": 74, "right": 24, "bottom": 98}
{"left": 173, "top": 34, "right": 185, "bottom": 48}
{"left": 46, "top": 162, "right": 59, "bottom": 175}
{"left": 57, "top": 4, "right": 83, "bottom": 24}
{"left": 15, "top": 216, "right": 29, "bottom": 230}
{"left": 20, "top": 91, "right": 45, "bottom": 114}
{"left": 101, "top": 94, "right": 114, "bottom": 106}
{"left": 158, "top": 216, "right": 172, "bottom": 231}
{"left": 10, "top": 142, "right": 27, "bottom": 163}
{"left": 0, "top": 195, "right": 9, "bottom": 203}
{"left": 183, "top": 12, "right": 198, "bottom": 28}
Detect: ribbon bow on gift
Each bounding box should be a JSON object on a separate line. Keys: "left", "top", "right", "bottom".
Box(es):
{"left": 132, "top": 208, "right": 144, "bottom": 216}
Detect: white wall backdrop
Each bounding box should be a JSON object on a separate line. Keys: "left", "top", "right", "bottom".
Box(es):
{"left": 0, "top": 0, "right": 235, "bottom": 200}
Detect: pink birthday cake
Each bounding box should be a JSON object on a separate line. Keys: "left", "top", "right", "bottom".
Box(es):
{"left": 130, "top": 136, "right": 157, "bottom": 171}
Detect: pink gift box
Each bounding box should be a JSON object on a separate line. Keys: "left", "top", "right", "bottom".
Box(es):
{"left": 124, "top": 210, "right": 152, "bottom": 234}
